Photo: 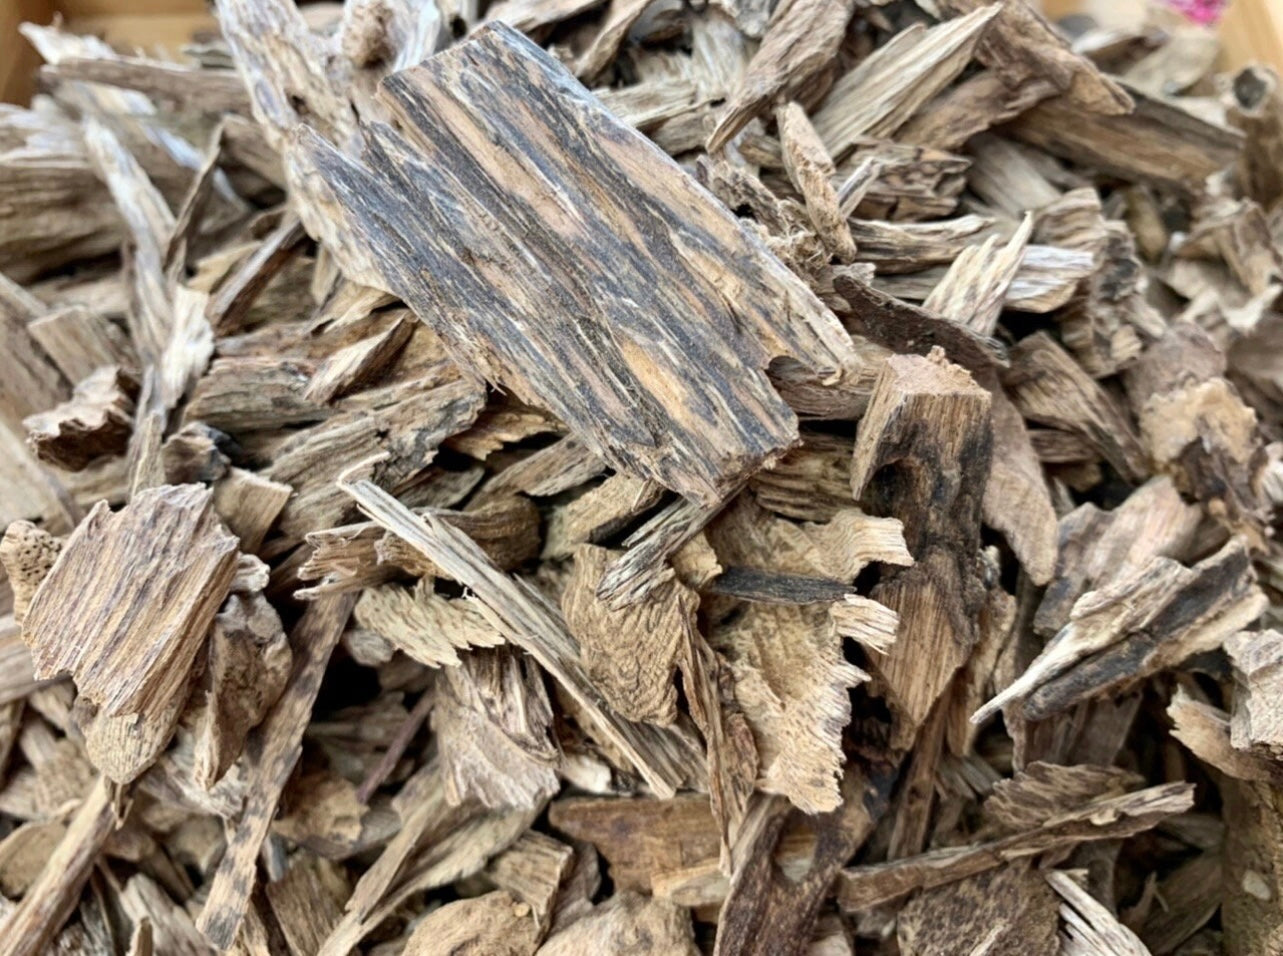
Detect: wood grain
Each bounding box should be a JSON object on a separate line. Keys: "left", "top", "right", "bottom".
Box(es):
{"left": 299, "top": 22, "right": 859, "bottom": 506}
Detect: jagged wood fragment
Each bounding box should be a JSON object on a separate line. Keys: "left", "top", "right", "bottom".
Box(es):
{"left": 212, "top": 468, "right": 293, "bottom": 554}
{"left": 45, "top": 56, "right": 252, "bottom": 116}
{"left": 837, "top": 781, "right": 1193, "bottom": 911}
{"left": 715, "top": 766, "right": 896, "bottom": 956}
{"left": 0, "top": 776, "right": 116, "bottom": 956}
{"left": 264, "top": 856, "right": 348, "bottom": 956}
{"left": 711, "top": 602, "right": 868, "bottom": 813}
{"left": 1226, "top": 630, "right": 1283, "bottom": 759}
{"left": 1035, "top": 477, "right": 1202, "bottom": 636}
{"left": 485, "top": 831, "right": 573, "bottom": 936}
{"left": 846, "top": 215, "right": 992, "bottom": 274}
{"left": 474, "top": 436, "right": 605, "bottom": 504}
{"left": 117, "top": 874, "right": 208, "bottom": 956}
{"left": 302, "top": 23, "right": 857, "bottom": 506}
{"left": 1008, "top": 85, "right": 1242, "bottom": 191}
{"left": 191, "top": 593, "right": 292, "bottom": 789}
{"left": 1169, "top": 689, "right": 1283, "bottom": 787}
{"left": 340, "top": 477, "right": 697, "bottom": 798}
{"left": 1138, "top": 369, "right": 1269, "bottom": 549}
{"left": 677, "top": 624, "right": 758, "bottom": 868}
{"left": 185, "top": 357, "right": 329, "bottom": 432}
{"left": 550, "top": 794, "right": 720, "bottom": 893}
{"left": 1047, "top": 870, "right": 1150, "bottom": 956}
{"left": 895, "top": 70, "right": 1055, "bottom": 151}
{"left": 810, "top": 7, "right": 999, "bottom": 158}
{"left": 980, "top": 539, "right": 1266, "bottom": 724}
{"left": 704, "top": 498, "right": 905, "bottom": 809}
{"left": 22, "top": 484, "right": 238, "bottom": 718}
{"left": 748, "top": 433, "right": 852, "bottom": 522}
{"left": 0, "top": 275, "right": 71, "bottom": 439}
{"left": 851, "top": 351, "right": 992, "bottom": 748}
{"left": 1004, "top": 332, "right": 1146, "bottom": 483}
{"left": 404, "top": 891, "right": 539, "bottom": 956}
{"left": 832, "top": 275, "right": 1006, "bottom": 377}
{"left": 299, "top": 494, "right": 538, "bottom": 597}
{"left": 576, "top": 0, "right": 655, "bottom": 82}
{"left": 264, "top": 378, "right": 486, "bottom": 542}
{"left": 206, "top": 216, "right": 307, "bottom": 335}
{"left": 318, "top": 779, "right": 538, "bottom": 955}
{"left": 76, "top": 672, "right": 192, "bottom": 784}
{"left": 197, "top": 593, "right": 355, "bottom": 949}
{"left": 376, "top": 497, "right": 541, "bottom": 580}
{"left": 27, "top": 306, "right": 136, "bottom": 385}
{"left": 595, "top": 494, "right": 728, "bottom": 608}
{"left": 776, "top": 101, "right": 855, "bottom": 261}
{"left": 443, "top": 401, "right": 561, "bottom": 461}
{"left": 707, "top": 0, "right": 857, "bottom": 152}
{"left": 433, "top": 648, "right": 560, "bottom": 810}
{"left": 931, "top": 0, "right": 1131, "bottom": 114}
{"left": 543, "top": 473, "right": 665, "bottom": 559}
{"left": 563, "top": 544, "right": 693, "bottom": 725}
{"left": 25, "top": 365, "right": 137, "bottom": 471}
{"left": 0, "top": 107, "right": 123, "bottom": 282}
{"left": 924, "top": 216, "right": 1032, "bottom": 338}
{"left": 985, "top": 391, "right": 1057, "bottom": 586}
{"left": 354, "top": 580, "right": 505, "bottom": 668}
{"left": 303, "top": 314, "right": 413, "bottom": 403}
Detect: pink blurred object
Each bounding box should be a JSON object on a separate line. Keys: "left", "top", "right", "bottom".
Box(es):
{"left": 1163, "top": 0, "right": 1229, "bottom": 25}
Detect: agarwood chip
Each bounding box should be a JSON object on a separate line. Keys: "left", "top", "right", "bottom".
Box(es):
{"left": 562, "top": 544, "right": 694, "bottom": 725}
{"left": 22, "top": 483, "right": 239, "bottom": 718}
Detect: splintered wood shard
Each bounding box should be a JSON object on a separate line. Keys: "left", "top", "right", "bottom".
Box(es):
{"left": 299, "top": 22, "right": 858, "bottom": 506}
{"left": 851, "top": 351, "right": 992, "bottom": 749}
{"left": 563, "top": 544, "right": 694, "bottom": 725}
{"left": 977, "top": 537, "right": 1267, "bottom": 724}
{"left": 340, "top": 477, "right": 697, "bottom": 798}
{"left": 837, "top": 779, "right": 1194, "bottom": 911}
{"left": 21, "top": 484, "right": 239, "bottom": 718}
{"left": 0, "top": 775, "right": 117, "bottom": 956}
{"left": 197, "top": 592, "right": 355, "bottom": 949}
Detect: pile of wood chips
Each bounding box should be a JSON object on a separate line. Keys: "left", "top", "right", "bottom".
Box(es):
{"left": 3, "top": 0, "right": 1283, "bottom": 952}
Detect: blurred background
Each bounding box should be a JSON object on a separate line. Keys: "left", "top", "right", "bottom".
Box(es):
{"left": 2, "top": 0, "right": 1282, "bottom": 105}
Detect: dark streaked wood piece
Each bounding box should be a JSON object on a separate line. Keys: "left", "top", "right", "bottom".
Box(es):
{"left": 707, "top": 566, "right": 853, "bottom": 605}
{"left": 714, "top": 764, "right": 896, "bottom": 956}
{"left": 851, "top": 351, "right": 992, "bottom": 750}
{"left": 300, "top": 23, "right": 858, "bottom": 506}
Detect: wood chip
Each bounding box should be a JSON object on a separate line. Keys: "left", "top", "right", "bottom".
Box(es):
{"left": 0, "top": 4, "right": 1276, "bottom": 950}
{"left": 22, "top": 484, "right": 238, "bottom": 718}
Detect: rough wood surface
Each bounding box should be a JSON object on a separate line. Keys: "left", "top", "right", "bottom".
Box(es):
{"left": 196, "top": 593, "right": 355, "bottom": 948}
{"left": 0, "top": 3, "right": 1279, "bottom": 953}
{"left": 851, "top": 351, "right": 992, "bottom": 749}
{"left": 300, "top": 22, "right": 858, "bottom": 506}
{"left": 21, "top": 484, "right": 238, "bottom": 718}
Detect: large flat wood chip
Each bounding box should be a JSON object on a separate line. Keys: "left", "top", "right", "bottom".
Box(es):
{"left": 300, "top": 22, "right": 858, "bottom": 505}
{"left": 21, "top": 484, "right": 238, "bottom": 717}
